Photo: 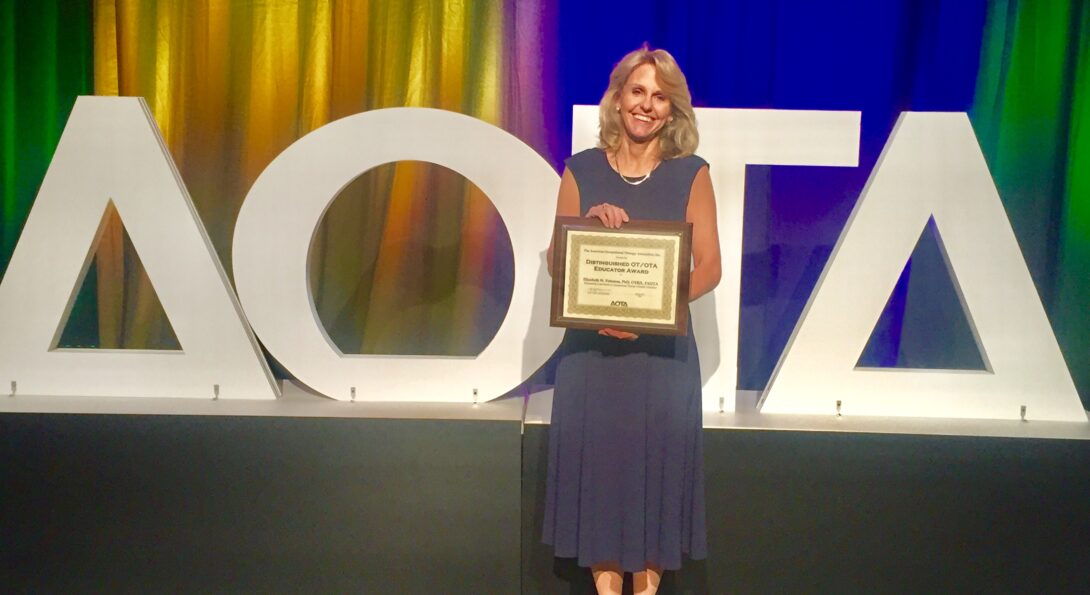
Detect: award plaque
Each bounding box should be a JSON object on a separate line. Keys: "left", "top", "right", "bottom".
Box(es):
{"left": 550, "top": 216, "right": 692, "bottom": 336}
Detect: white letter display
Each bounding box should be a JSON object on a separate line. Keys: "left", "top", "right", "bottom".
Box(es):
{"left": 0, "top": 97, "right": 278, "bottom": 399}
{"left": 2, "top": 99, "right": 1082, "bottom": 420}
{"left": 760, "top": 113, "right": 1085, "bottom": 421}
{"left": 572, "top": 106, "right": 861, "bottom": 412}
{"left": 233, "top": 108, "right": 564, "bottom": 402}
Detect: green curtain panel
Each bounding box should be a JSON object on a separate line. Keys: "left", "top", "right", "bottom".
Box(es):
{"left": 0, "top": 0, "right": 95, "bottom": 344}
{"left": 1, "top": 0, "right": 93, "bottom": 274}
{"left": 970, "top": 0, "right": 1090, "bottom": 403}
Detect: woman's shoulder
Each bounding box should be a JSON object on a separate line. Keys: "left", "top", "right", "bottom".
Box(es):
{"left": 666, "top": 153, "right": 709, "bottom": 181}
{"left": 564, "top": 148, "right": 606, "bottom": 174}
{"left": 673, "top": 153, "right": 708, "bottom": 170}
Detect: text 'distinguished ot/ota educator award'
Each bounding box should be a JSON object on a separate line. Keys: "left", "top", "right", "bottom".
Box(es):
{"left": 550, "top": 217, "right": 692, "bottom": 336}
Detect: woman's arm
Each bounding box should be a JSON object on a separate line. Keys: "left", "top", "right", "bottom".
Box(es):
{"left": 547, "top": 167, "right": 636, "bottom": 340}
{"left": 548, "top": 168, "right": 629, "bottom": 276}
{"left": 686, "top": 165, "right": 722, "bottom": 301}
{"left": 546, "top": 168, "right": 581, "bottom": 277}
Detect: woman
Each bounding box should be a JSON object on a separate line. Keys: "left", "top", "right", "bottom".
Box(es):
{"left": 543, "top": 46, "right": 721, "bottom": 595}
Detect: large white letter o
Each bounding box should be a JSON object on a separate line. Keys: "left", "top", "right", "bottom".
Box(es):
{"left": 233, "top": 108, "right": 563, "bottom": 402}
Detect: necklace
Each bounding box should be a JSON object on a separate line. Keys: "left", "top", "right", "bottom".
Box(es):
{"left": 609, "top": 153, "right": 659, "bottom": 186}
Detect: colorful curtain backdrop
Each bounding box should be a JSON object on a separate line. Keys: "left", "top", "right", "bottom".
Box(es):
{"left": 0, "top": 0, "right": 1087, "bottom": 404}
{"left": 83, "top": 0, "right": 544, "bottom": 356}
{"left": 0, "top": 1, "right": 95, "bottom": 344}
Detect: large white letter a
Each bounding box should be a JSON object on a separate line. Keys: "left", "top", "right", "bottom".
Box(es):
{"left": 762, "top": 112, "right": 1085, "bottom": 422}
{"left": 0, "top": 97, "right": 277, "bottom": 399}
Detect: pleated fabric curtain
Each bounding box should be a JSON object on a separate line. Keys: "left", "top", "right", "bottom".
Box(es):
{"left": 969, "top": 0, "right": 1090, "bottom": 398}
{"left": 0, "top": 0, "right": 94, "bottom": 345}
{"left": 88, "top": 0, "right": 531, "bottom": 355}
{"left": 1, "top": 0, "right": 1087, "bottom": 400}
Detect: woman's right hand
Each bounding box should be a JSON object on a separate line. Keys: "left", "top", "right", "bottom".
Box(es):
{"left": 598, "top": 328, "right": 639, "bottom": 341}
{"left": 585, "top": 203, "right": 629, "bottom": 229}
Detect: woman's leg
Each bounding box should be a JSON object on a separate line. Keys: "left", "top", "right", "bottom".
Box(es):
{"left": 591, "top": 562, "right": 623, "bottom": 595}
{"left": 633, "top": 563, "right": 663, "bottom": 595}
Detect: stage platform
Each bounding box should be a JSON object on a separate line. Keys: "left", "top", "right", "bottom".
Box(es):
{"left": 1, "top": 382, "right": 525, "bottom": 593}
{"left": 522, "top": 390, "right": 1090, "bottom": 593}
{"left": 524, "top": 389, "right": 1090, "bottom": 441}
{"left": 0, "top": 379, "right": 527, "bottom": 422}
{"left": 3, "top": 382, "right": 1089, "bottom": 593}
{"left": 6, "top": 382, "right": 1088, "bottom": 440}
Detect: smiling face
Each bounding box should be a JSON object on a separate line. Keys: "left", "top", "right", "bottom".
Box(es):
{"left": 614, "top": 63, "right": 672, "bottom": 144}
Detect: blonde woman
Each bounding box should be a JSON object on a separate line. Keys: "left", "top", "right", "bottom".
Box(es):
{"left": 544, "top": 45, "right": 721, "bottom": 595}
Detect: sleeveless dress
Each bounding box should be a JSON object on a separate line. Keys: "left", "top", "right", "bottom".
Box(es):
{"left": 542, "top": 148, "right": 708, "bottom": 572}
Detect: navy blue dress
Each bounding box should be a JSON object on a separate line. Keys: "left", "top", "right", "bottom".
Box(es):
{"left": 543, "top": 148, "right": 708, "bottom": 572}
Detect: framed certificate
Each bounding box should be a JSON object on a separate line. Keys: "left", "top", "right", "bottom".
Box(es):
{"left": 550, "top": 216, "right": 692, "bottom": 336}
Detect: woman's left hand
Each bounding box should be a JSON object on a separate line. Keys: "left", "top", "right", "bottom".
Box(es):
{"left": 598, "top": 328, "right": 639, "bottom": 341}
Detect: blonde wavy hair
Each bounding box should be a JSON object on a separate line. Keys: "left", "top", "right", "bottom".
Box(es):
{"left": 598, "top": 45, "right": 699, "bottom": 158}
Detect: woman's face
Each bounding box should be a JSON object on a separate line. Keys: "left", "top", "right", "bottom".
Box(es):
{"left": 615, "top": 63, "right": 672, "bottom": 144}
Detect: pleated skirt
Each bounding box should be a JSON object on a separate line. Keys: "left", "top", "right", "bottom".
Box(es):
{"left": 542, "top": 327, "right": 707, "bottom": 572}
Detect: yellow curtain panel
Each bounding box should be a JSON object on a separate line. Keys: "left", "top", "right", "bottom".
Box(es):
{"left": 91, "top": 0, "right": 513, "bottom": 355}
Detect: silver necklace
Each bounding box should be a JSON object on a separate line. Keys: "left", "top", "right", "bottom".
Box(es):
{"left": 610, "top": 154, "right": 658, "bottom": 186}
